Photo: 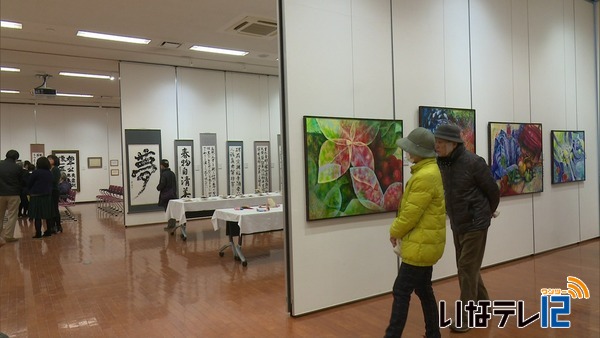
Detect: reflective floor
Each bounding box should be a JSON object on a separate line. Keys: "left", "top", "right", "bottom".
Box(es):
{"left": 0, "top": 203, "right": 598, "bottom": 337}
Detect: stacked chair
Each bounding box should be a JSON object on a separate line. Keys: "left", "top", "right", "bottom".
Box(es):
{"left": 96, "top": 185, "right": 124, "bottom": 216}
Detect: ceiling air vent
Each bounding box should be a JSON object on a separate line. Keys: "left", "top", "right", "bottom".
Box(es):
{"left": 229, "top": 16, "right": 277, "bottom": 38}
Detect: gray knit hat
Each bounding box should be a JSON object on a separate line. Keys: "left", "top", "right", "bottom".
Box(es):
{"left": 434, "top": 124, "right": 464, "bottom": 144}
{"left": 396, "top": 127, "right": 436, "bottom": 158}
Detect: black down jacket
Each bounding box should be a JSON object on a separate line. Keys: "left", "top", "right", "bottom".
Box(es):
{"left": 437, "top": 145, "right": 500, "bottom": 234}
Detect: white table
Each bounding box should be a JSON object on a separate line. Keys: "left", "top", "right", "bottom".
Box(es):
{"left": 211, "top": 205, "right": 284, "bottom": 266}
{"left": 164, "top": 193, "right": 282, "bottom": 240}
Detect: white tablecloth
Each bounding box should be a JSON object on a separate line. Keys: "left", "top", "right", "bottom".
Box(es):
{"left": 166, "top": 193, "right": 282, "bottom": 224}
{"left": 211, "top": 205, "right": 284, "bottom": 235}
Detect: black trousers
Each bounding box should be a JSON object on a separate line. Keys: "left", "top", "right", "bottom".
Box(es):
{"left": 50, "top": 189, "right": 61, "bottom": 231}
{"left": 385, "top": 262, "right": 441, "bottom": 338}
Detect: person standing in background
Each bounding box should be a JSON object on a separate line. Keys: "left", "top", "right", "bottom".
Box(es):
{"left": 0, "top": 150, "right": 24, "bottom": 246}
{"left": 19, "top": 161, "right": 33, "bottom": 218}
{"left": 385, "top": 128, "right": 446, "bottom": 338}
{"left": 27, "top": 157, "right": 54, "bottom": 238}
{"left": 47, "top": 154, "right": 63, "bottom": 233}
{"left": 434, "top": 124, "right": 500, "bottom": 333}
{"left": 157, "top": 159, "right": 178, "bottom": 230}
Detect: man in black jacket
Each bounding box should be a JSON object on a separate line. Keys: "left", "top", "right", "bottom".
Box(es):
{"left": 434, "top": 125, "right": 500, "bottom": 333}
{"left": 0, "top": 150, "right": 24, "bottom": 245}
{"left": 157, "top": 159, "right": 178, "bottom": 230}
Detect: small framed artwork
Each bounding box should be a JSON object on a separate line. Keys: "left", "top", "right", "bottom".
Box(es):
{"left": 110, "top": 159, "right": 119, "bottom": 167}
{"left": 88, "top": 157, "right": 103, "bottom": 169}
{"left": 111, "top": 169, "right": 119, "bottom": 176}
{"left": 551, "top": 130, "right": 585, "bottom": 184}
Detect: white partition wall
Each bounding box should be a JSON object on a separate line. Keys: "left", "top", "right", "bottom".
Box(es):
{"left": 120, "top": 62, "right": 281, "bottom": 226}
{"left": 281, "top": 0, "right": 599, "bottom": 315}
{"left": 0, "top": 103, "right": 120, "bottom": 202}
{"left": 120, "top": 62, "right": 178, "bottom": 226}
{"left": 282, "top": 0, "right": 398, "bottom": 316}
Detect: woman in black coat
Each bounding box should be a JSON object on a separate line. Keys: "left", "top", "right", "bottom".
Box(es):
{"left": 28, "top": 157, "right": 54, "bottom": 238}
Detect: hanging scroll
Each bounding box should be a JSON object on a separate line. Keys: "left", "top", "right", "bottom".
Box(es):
{"left": 254, "top": 141, "right": 271, "bottom": 193}
{"left": 227, "top": 141, "right": 244, "bottom": 195}
{"left": 175, "top": 140, "right": 194, "bottom": 198}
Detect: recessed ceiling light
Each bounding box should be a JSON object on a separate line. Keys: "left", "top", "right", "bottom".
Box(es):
{"left": 56, "top": 93, "right": 94, "bottom": 98}
{"left": 59, "top": 71, "right": 114, "bottom": 80}
{"left": 189, "top": 45, "right": 248, "bottom": 56}
{"left": 77, "top": 30, "right": 150, "bottom": 44}
{"left": 1, "top": 67, "right": 21, "bottom": 72}
{"left": 1, "top": 90, "right": 20, "bottom": 94}
{"left": 1, "top": 21, "right": 22, "bottom": 29}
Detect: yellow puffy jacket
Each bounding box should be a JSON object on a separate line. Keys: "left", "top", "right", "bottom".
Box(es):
{"left": 389, "top": 158, "right": 446, "bottom": 266}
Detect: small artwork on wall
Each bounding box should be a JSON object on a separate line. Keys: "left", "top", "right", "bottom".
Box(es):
{"left": 551, "top": 130, "right": 585, "bottom": 184}
{"left": 419, "top": 106, "right": 476, "bottom": 153}
{"left": 304, "top": 116, "right": 403, "bottom": 221}
{"left": 488, "top": 122, "right": 543, "bottom": 196}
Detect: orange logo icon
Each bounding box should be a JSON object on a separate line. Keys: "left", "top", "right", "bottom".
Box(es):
{"left": 565, "top": 276, "right": 590, "bottom": 299}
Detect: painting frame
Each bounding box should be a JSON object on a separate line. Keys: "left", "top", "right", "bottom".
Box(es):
{"left": 110, "top": 159, "right": 119, "bottom": 167}
{"left": 124, "top": 129, "right": 162, "bottom": 213}
{"left": 488, "top": 122, "right": 543, "bottom": 197}
{"left": 303, "top": 116, "right": 404, "bottom": 221}
{"left": 87, "top": 157, "right": 102, "bottom": 169}
{"left": 419, "top": 105, "right": 476, "bottom": 153}
{"left": 550, "top": 130, "right": 585, "bottom": 184}
{"left": 52, "top": 150, "right": 81, "bottom": 192}
{"left": 111, "top": 169, "right": 120, "bottom": 176}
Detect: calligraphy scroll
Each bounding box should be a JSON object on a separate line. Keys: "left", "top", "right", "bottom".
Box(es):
{"left": 174, "top": 140, "right": 195, "bottom": 199}
{"left": 200, "top": 133, "right": 218, "bottom": 197}
{"left": 125, "top": 129, "right": 162, "bottom": 213}
{"left": 226, "top": 141, "right": 244, "bottom": 195}
{"left": 254, "top": 141, "right": 271, "bottom": 193}
{"left": 30, "top": 144, "right": 45, "bottom": 164}
{"left": 52, "top": 150, "right": 81, "bottom": 191}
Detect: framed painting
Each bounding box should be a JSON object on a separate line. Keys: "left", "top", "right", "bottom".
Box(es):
{"left": 174, "top": 140, "right": 194, "bottom": 198}
{"left": 110, "top": 159, "right": 119, "bottom": 167}
{"left": 200, "top": 133, "right": 219, "bottom": 197}
{"left": 227, "top": 141, "right": 244, "bottom": 195}
{"left": 254, "top": 141, "right": 271, "bottom": 193}
{"left": 419, "top": 106, "right": 476, "bottom": 153}
{"left": 52, "top": 150, "right": 81, "bottom": 192}
{"left": 111, "top": 169, "right": 120, "bottom": 176}
{"left": 304, "top": 116, "right": 403, "bottom": 221}
{"left": 488, "top": 122, "right": 543, "bottom": 196}
{"left": 87, "top": 157, "right": 102, "bottom": 169}
{"left": 125, "top": 129, "right": 162, "bottom": 213}
{"left": 551, "top": 130, "right": 585, "bottom": 184}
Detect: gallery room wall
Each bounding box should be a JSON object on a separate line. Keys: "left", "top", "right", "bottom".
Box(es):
{"left": 281, "top": 0, "right": 599, "bottom": 315}
{"left": 0, "top": 103, "right": 121, "bottom": 202}
{"left": 120, "top": 62, "right": 281, "bottom": 226}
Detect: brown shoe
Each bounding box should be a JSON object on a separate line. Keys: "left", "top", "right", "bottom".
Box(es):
{"left": 4, "top": 237, "right": 18, "bottom": 243}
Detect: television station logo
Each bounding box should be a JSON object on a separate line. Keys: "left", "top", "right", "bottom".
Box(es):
{"left": 439, "top": 275, "right": 591, "bottom": 329}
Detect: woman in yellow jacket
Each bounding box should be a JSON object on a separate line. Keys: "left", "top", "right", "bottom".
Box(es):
{"left": 385, "top": 127, "right": 446, "bottom": 338}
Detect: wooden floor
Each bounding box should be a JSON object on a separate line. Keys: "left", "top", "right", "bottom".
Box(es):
{"left": 1, "top": 203, "right": 598, "bottom": 337}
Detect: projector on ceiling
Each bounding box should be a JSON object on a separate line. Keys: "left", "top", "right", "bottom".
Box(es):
{"left": 32, "top": 74, "right": 57, "bottom": 97}
{"left": 33, "top": 87, "right": 57, "bottom": 96}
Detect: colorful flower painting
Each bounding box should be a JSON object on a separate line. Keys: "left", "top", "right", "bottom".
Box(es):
{"left": 551, "top": 130, "right": 585, "bottom": 184}
{"left": 304, "top": 116, "right": 403, "bottom": 221}
{"left": 489, "top": 122, "right": 543, "bottom": 196}
{"left": 419, "top": 106, "right": 476, "bottom": 153}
